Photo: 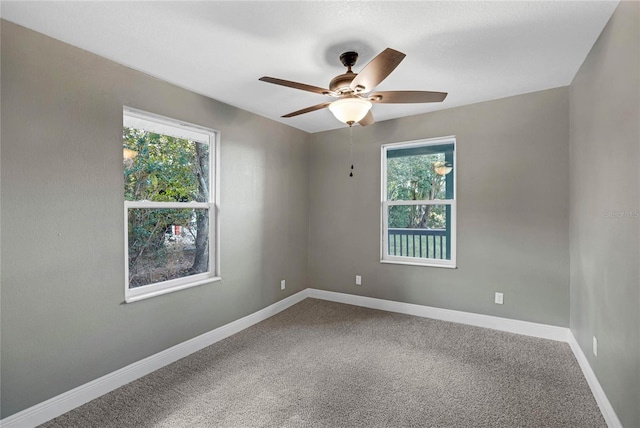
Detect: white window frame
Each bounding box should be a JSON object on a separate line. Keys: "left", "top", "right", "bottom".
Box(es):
{"left": 381, "top": 136, "right": 457, "bottom": 268}
{"left": 123, "top": 107, "right": 221, "bottom": 303}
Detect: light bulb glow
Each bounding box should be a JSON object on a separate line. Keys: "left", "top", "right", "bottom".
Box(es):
{"left": 433, "top": 161, "right": 453, "bottom": 176}
{"left": 123, "top": 148, "right": 138, "bottom": 160}
{"left": 328, "top": 98, "right": 372, "bottom": 125}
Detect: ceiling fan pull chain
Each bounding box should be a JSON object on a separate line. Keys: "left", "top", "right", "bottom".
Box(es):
{"left": 349, "top": 126, "right": 354, "bottom": 177}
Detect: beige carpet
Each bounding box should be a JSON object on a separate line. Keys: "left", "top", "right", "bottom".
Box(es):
{"left": 41, "top": 299, "right": 605, "bottom": 427}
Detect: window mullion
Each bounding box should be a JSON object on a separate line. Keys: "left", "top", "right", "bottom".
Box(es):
{"left": 386, "top": 200, "right": 453, "bottom": 206}
{"left": 126, "top": 201, "right": 210, "bottom": 209}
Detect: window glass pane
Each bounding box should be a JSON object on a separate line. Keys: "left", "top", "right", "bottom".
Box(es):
{"left": 386, "top": 143, "right": 454, "bottom": 201}
{"left": 128, "top": 208, "right": 209, "bottom": 288}
{"left": 387, "top": 204, "right": 452, "bottom": 260}
{"left": 124, "top": 127, "right": 209, "bottom": 202}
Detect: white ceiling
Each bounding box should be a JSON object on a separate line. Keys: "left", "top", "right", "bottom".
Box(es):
{"left": 1, "top": 1, "right": 618, "bottom": 133}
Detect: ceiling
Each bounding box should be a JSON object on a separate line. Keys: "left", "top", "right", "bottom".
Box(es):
{"left": 1, "top": 1, "right": 618, "bottom": 133}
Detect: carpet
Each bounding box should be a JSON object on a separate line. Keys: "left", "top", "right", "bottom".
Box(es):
{"left": 41, "top": 298, "right": 605, "bottom": 427}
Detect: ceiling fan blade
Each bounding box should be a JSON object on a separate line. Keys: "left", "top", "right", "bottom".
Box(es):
{"left": 358, "top": 111, "right": 375, "bottom": 126}
{"left": 282, "top": 102, "right": 332, "bottom": 118}
{"left": 259, "top": 76, "right": 334, "bottom": 96}
{"left": 349, "top": 48, "right": 406, "bottom": 93}
{"left": 368, "top": 91, "right": 448, "bottom": 103}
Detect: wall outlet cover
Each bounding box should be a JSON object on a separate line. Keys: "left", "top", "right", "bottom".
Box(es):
{"left": 593, "top": 336, "right": 598, "bottom": 357}
{"left": 280, "top": 280, "right": 286, "bottom": 290}
{"left": 355, "top": 275, "right": 362, "bottom": 285}
{"left": 495, "top": 292, "right": 504, "bottom": 305}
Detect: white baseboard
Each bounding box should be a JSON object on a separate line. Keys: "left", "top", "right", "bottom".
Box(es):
{"left": 2, "top": 288, "right": 622, "bottom": 428}
{"left": 567, "top": 332, "right": 623, "bottom": 428}
{"left": 308, "top": 288, "right": 622, "bottom": 428}
{"left": 307, "top": 288, "right": 570, "bottom": 342}
{"left": 0, "top": 289, "right": 309, "bottom": 428}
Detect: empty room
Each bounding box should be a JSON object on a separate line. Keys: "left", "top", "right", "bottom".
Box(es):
{"left": 1, "top": 1, "right": 638, "bottom": 427}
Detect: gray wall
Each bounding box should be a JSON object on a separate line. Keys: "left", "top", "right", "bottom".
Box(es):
{"left": 3, "top": 4, "right": 639, "bottom": 424}
{"left": 309, "top": 88, "right": 570, "bottom": 327}
{"left": 0, "top": 20, "right": 309, "bottom": 418}
{"left": 569, "top": 2, "right": 640, "bottom": 427}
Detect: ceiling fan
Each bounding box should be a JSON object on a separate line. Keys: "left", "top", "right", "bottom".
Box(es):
{"left": 259, "top": 48, "right": 447, "bottom": 127}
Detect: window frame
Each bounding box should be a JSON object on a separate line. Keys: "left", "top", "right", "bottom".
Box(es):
{"left": 123, "top": 107, "right": 221, "bottom": 303}
{"left": 380, "top": 136, "right": 457, "bottom": 269}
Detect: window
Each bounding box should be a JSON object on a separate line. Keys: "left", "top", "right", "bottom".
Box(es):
{"left": 123, "top": 108, "right": 220, "bottom": 302}
{"left": 381, "top": 137, "right": 456, "bottom": 268}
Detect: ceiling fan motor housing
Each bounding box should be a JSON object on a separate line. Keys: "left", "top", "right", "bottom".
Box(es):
{"left": 330, "top": 73, "right": 357, "bottom": 94}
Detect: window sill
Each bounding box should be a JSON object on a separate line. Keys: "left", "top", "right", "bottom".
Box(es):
{"left": 125, "top": 276, "right": 222, "bottom": 303}
{"left": 380, "top": 259, "right": 457, "bottom": 269}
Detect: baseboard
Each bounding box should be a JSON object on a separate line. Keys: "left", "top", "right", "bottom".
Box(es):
{"left": 307, "top": 288, "right": 570, "bottom": 342}
{"left": 567, "top": 332, "right": 623, "bottom": 428}
{"left": 0, "top": 289, "right": 309, "bottom": 428}
{"left": 308, "top": 288, "right": 623, "bottom": 428}
{"left": 2, "top": 288, "right": 622, "bottom": 428}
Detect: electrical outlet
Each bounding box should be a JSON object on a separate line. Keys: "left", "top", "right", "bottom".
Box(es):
{"left": 593, "top": 336, "right": 598, "bottom": 357}
{"left": 355, "top": 275, "right": 362, "bottom": 285}
{"left": 494, "top": 292, "right": 504, "bottom": 305}
{"left": 280, "top": 280, "right": 286, "bottom": 290}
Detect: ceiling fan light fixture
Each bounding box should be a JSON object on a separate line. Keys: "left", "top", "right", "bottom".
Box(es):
{"left": 329, "top": 97, "right": 372, "bottom": 125}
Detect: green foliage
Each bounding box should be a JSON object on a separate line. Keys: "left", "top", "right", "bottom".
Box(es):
{"left": 124, "top": 127, "right": 209, "bottom": 274}
{"left": 124, "top": 127, "right": 207, "bottom": 202}
{"left": 386, "top": 153, "right": 447, "bottom": 229}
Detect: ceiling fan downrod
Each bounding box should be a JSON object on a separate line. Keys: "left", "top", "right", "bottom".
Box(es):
{"left": 330, "top": 51, "right": 360, "bottom": 95}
